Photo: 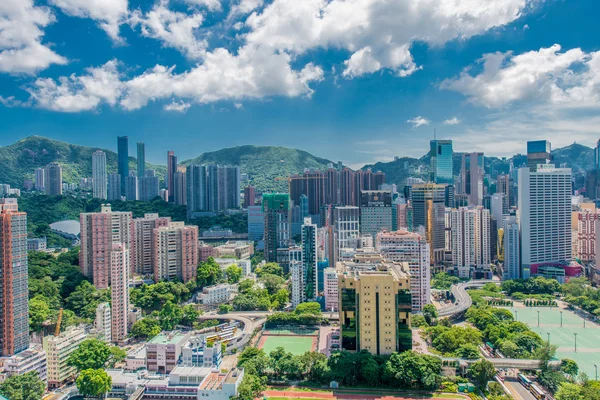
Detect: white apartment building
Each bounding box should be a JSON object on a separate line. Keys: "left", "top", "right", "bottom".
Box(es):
{"left": 518, "top": 166, "right": 572, "bottom": 279}
{"left": 199, "top": 283, "right": 238, "bottom": 305}
{"left": 95, "top": 302, "right": 112, "bottom": 343}
{"left": 92, "top": 150, "right": 108, "bottom": 200}
{"left": 333, "top": 206, "right": 360, "bottom": 263}
{"left": 43, "top": 326, "right": 87, "bottom": 388}
{"left": 376, "top": 230, "right": 431, "bottom": 311}
{"left": 450, "top": 206, "right": 490, "bottom": 278}
{"left": 502, "top": 217, "right": 520, "bottom": 280}
{"left": 323, "top": 268, "right": 338, "bottom": 312}
{"left": 290, "top": 260, "right": 304, "bottom": 308}
{"left": 0, "top": 344, "right": 47, "bottom": 382}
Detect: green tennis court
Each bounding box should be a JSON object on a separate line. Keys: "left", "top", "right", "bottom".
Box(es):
{"left": 503, "top": 306, "right": 600, "bottom": 379}
{"left": 259, "top": 335, "right": 316, "bottom": 355}
{"left": 263, "top": 327, "right": 319, "bottom": 336}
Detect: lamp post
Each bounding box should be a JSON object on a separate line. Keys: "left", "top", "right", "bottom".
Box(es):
{"left": 595, "top": 364, "right": 598, "bottom": 381}
{"left": 537, "top": 310, "right": 540, "bottom": 327}
{"left": 560, "top": 311, "right": 563, "bottom": 327}
{"left": 574, "top": 333, "right": 578, "bottom": 353}
{"left": 547, "top": 332, "right": 550, "bottom": 345}
{"left": 515, "top": 310, "right": 518, "bottom": 322}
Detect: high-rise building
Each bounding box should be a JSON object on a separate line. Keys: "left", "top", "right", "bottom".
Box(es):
{"left": 411, "top": 183, "right": 446, "bottom": 263}
{"left": 323, "top": 268, "right": 338, "bottom": 311}
{"left": 117, "top": 136, "right": 129, "bottom": 194}
{"left": 450, "top": 206, "right": 491, "bottom": 278}
{"left": 125, "top": 175, "right": 138, "bottom": 201}
{"left": 490, "top": 193, "right": 507, "bottom": 223}
{"left": 92, "top": 150, "right": 108, "bottom": 200}
{"left": 132, "top": 213, "right": 171, "bottom": 275}
{"left": 44, "top": 163, "right": 62, "bottom": 196}
{"left": 80, "top": 204, "right": 132, "bottom": 289}
{"left": 576, "top": 208, "right": 599, "bottom": 262}
{"left": 338, "top": 259, "right": 411, "bottom": 355}
{"left": 430, "top": 139, "right": 453, "bottom": 184}
{"left": 217, "top": 165, "right": 240, "bottom": 210}
{"left": 333, "top": 206, "right": 360, "bottom": 262}
{"left": 497, "top": 174, "right": 516, "bottom": 208}
{"left": 43, "top": 326, "right": 87, "bottom": 389}
{"left": 300, "top": 218, "right": 318, "bottom": 304}
{"left": 243, "top": 186, "right": 255, "bottom": 208}
{"left": 247, "top": 205, "right": 265, "bottom": 241}
{"left": 95, "top": 302, "right": 112, "bottom": 343}
{"left": 34, "top": 168, "right": 45, "bottom": 191}
{"left": 186, "top": 164, "right": 240, "bottom": 217}
{"left": 167, "top": 151, "right": 177, "bottom": 202}
{"left": 108, "top": 173, "right": 121, "bottom": 201}
{"left": 0, "top": 199, "right": 29, "bottom": 356}
{"left": 111, "top": 244, "right": 129, "bottom": 343}
{"left": 460, "top": 153, "right": 484, "bottom": 206}
{"left": 153, "top": 222, "right": 198, "bottom": 283}
{"left": 263, "top": 193, "right": 291, "bottom": 263}
{"left": 360, "top": 190, "right": 393, "bottom": 239}
{"left": 376, "top": 230, "right": 431, "bottom": 311}
{"left": 502, "top": 216, "right": 520, "bottom": 280}
{"left": 139, "top": 171, "right": 159, "bottom": 201}
{"left": 174, "top": 171, "right": 187, "bottom": 206}
{"left": 527, "top": 140, "right": 552, "bottom": 171}
{"left": 518, "top": 165, "right": 571, "bottom": 279}
{"left": 137, "top": 142, "right": 146, "bottom": 178}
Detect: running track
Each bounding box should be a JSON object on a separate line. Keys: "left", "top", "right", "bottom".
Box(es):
{"left": 261, "top": 390, "right": 469, "bottom": 400}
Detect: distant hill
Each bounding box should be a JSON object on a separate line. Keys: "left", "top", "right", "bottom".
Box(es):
{"left": 0, "top": 136, "right": 165, "bottom": 187}
{"left": 181, "top": 145, "right": 333, "bottom": 193}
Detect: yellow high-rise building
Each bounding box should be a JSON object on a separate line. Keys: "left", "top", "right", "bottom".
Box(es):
{"left": 337, "top": 260, "right": 412, "bottom": 355}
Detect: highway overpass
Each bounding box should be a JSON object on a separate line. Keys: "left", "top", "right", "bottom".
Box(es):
{"left": 437, "top": 280, "right": 500, "bottom": 318}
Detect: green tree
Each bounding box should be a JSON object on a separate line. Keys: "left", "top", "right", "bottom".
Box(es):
{"left": 225, "top": 264, "right": 243, "bottom": 284}
{"left": 181, "top": 305, "right": 200, "bottom": 326}
{"left": 260, "top": 273, "right": 286, "bottom": 295}
{"left": 218, "top": 304, "right": 233, "bottom": 314}
{"left": 295, "top": 302, "right": 322, "bottom": 315}
{"left": 238, "top": 279, "right": 254, "bottom": 293}
{"left": 76, "top": 368, "right": 112, "bottom": 397}
{"left": 233, "top": 373, "right": 266, "bottom": 400}
{"left": 271, "top": 288, "right": 289, "bottom": 310}
{"left": 130, "top": 317, "right": 161, "bottom": 339}
{"left": 237, "top": 347, "right": 269, "bottom": 376}
{"left": 255, "top": 262, "right": 284, "bottom": 277}
{"left": 197, "top": 257, "right": 222, "bottom": 288}
{"left": 29, "top": 295, "right": 52, "bottom": 332}
{"left": 0, "top": 371, "right": 45, "bottom": 400}
{"left": 423, "top": 304, "right": 438, "bottom": 325}
{"left": 555, "top": 382, "right": 583, "bottom": 400}
{"left": 468, "top": 359, "right": 496, "bottom": 387}
{"left": 109, "top": 346, "right": 128, "bottom": 368}
{"left": 67, "top": 338, "right": 111, "bottom": 371}
{"left": 560, "top": 359, "right": 579, "bottom": 380}
{"left": 412, "top": 315, "right": 428, "bottom": 327}
{"left": 456, "top": 344, "right": 481, "bottom": 359}
{"left": 65, "top": 280, "right": 111, "bottom": 320}
{"left": 158, "top": 301, "right": 183, "bottom": 330}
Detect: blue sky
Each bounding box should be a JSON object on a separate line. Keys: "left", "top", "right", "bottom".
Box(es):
{"left": 1, "top": 0, "right": 600, "bottom": 168}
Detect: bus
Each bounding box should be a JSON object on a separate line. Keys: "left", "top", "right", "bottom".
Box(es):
{"left": 530, "top": 384, "right": 546, "bottom": 400}
{"left": 518, "top": 373, "right": 532, "bottom": 388}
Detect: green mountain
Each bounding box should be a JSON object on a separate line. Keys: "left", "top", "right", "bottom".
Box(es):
{"left": 0, "top": 136, "right": 165, "bottom": 187}
{"left": 181, "top": 145, "right": 333, "bottom": 193}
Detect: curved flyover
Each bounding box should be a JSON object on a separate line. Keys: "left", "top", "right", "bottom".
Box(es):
{"left": 437, "top": 280, "right": 499, "bottom": 318}
{"left": 197, "top": 313, "right": 266, "bottom": 350}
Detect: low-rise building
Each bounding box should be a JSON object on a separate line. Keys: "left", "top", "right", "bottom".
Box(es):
{"left": 125, "top": 346, "right": 146, "bottom": 371}
{"left": 213, "top": 258, "right": 251, "bottom": 276}
{"left": 323, "top": 268, "right": 338, "bottom": 312}
{"left": 27, "top": 237, "right": 47, "bottom": 251}
{"left": 198, "top": 283, "right": 238, "bottom": 305}
{"left": 181, "top": 336, "right": 222, "bottom": 368}
{"left": 214, "top": 241, "right": 254, "bottom": 259}
{"left": 0, "top": 344, "right": 47, "bottom": 382}
{"left": 198, "top": 243, "right": 217, "bottom": 262}
{"left": 146, "top": 331, "right": 191, "bottom": 374}
{"left": 43, "top": 326, "right": 87, "bottom": 388}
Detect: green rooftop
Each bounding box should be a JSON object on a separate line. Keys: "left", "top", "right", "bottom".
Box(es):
{"left": 148, "top": 331, "right": 188, "bottom": 345}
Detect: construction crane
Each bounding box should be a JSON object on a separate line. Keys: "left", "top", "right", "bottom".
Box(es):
{"left": 55, "top": 308, "right": 63, "bottom": 336}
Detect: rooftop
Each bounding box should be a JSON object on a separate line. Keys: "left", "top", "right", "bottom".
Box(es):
{"left": 148, "top": 331, "right": 188, "bottom": 345}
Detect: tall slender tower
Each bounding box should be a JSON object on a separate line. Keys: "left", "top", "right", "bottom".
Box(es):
{"left": 167, "top": 151, "right": 177, "bottom": 202}
{"left": 92, "top": 150, "right": 107, "bottom": 200}
{"left": 117, "top": 136, "right": 129, "bottom": 194}
{"left": 0, "top": 199, "right": 29, "bottom": 356}
{"left": 137, "top": 142, "right": 146, "bottom": 178}
{"left": 44, "top": 163, "right": 63, "bottom": 196}
{"left": 110, "top": 244, "right": 129, "bottom": 344}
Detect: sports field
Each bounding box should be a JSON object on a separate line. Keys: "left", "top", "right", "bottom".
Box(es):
{"left": 503, "top": 306, "right": 600, "bottom": 378}
{"left": 263, "top": 327, "right": 319, "bottom": 336}
{"left": 259, "top": 335, "right": 317, "bottom": 355}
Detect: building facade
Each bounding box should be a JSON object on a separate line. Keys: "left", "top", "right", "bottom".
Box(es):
{"left": 460, "top": 152, "right": 484, "bottom": 206}
{"left": 502, "top": 217, "right": 520, "bottom": 280}
{"left": 153, "top": 222, "right": 199, "bottom": 283}
{"left": 411, "top": 183, "right": 446, "bottom": 263}
{"left": 111, "top": 244, "right": 130, "bottom": 344}
{"left": 360, "top": 190, "right": 393, "bottom": 239}
{"left": 429, "top": 139, "right": 453, "bottom": 184}
{"left": 44, "top": 163, "right": 63, "bottom": 196}
{"left": 450, "top": 206, "right": 491, "bottom": 278}
{"left": 263, "top": 193, "right": 291, "bottom": 263}
{"left": 43, "top": 326, "right": 87, "bottom": 388}
{"left": 92, "top": 150, "right": 108, "bottom": 200}
{"left": 117, "top": 136, "right": 129, "bottom": 195}
{"left": 132, "top": 213, "right": 172, "bottom": 276}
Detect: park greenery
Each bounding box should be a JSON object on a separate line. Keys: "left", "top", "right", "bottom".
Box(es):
{"left": 76, "top": 368, "right": 112, "bottom": 397}
{"left": 233, "top": 269, "right": 290, "bottom": 311}
{"left": 67, "top": 338, "right": 127, "bottom": 371}
{"left": 431, "top": 272, "right": 461, "bottom": 290}
{"left": 267, "top": 302, "right": 323, "bottom": 325}
{"left": 0, "top": 372, "right": 46, "bottom": 400}
{"left": 129, "top": 302, "right": 200, "bottom": 339}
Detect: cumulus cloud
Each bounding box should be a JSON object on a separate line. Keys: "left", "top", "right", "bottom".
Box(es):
{"left": 0, "top": 0, "right": 67, "bottom": 74}
{"left": 440, "top": 44, "right": 596, "bottom": 108}
{"left": 130, "top": 2, "right": 206, "bottom": 59}
{"left": 443, "top": 117, "right": 461, "bottom": 125}
{"left": 407, "top": 116, "right": 430, "bottom": 128}
{"left": 184, "top": 0, "right": 222, "bottom": 11}
{"left": 164, "top": 101, "right": 191, "bottom": 112}
{"left": 244, "top": 0, "right": 531, "bottom": 78}
{"left": 228, "top": 0, "right": 263, "bottom": 20}
{"left": 49, "top": 0, "right": 129, "bottom": 42}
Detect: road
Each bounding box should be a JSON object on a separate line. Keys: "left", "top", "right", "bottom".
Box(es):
{"left": 505, "top": 380, "right": 536, "bottom": 400}
{"left": 437, "top": 280, "right": 499, "bottom": 318}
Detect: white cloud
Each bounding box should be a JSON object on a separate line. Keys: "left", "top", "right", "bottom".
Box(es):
{"left": 228, "top": 0, "right": 263, "bottom": 20}
{"left": 234, "top": 102, "right": 243, "bottom": 109}
{"left": 407, "top": 116, "right": 430, "bottom": 128}
{"left": 244, "top": 0, "right": 531, "bottom": 78}
{"left": 164, "top": 101, "right": 191, "bottom": 112}
{"left": 184, "top": 0, "right": 222, "bottom": 11}
{"left": 130, "top": 1, "right": 206, "bottom": 59}
{"left": 0, "top": 0, "right": 67, "bottom": 74}
{"left": 49, "top": 0, "right": 129, "bottom": 42}
{"left": 443, "top": 117, "right": 461, "bottom": 125}
{"left": 26, "top": 60, "right": 123, "bottom": 112}
{"left": 441, "top": 44, "right": 593, "bottom": 108}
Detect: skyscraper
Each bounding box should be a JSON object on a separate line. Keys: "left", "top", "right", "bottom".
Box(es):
{"left": 359, "top": 190, "right": 393, "bottom": 239}
{"left": 411, "top": 183, "right": 446, "bottom": 263}
{"left": 92, "top": 150, "right": 107, "bottom": 200}
{"left": 125, "top": 175, "right": 138, "bottom": 201}
{"left": 518, "top": 165, "right": 572, "bottom": 279}
{"left": 139, "top": 171, "right": 159, "bottom": 202}
{"left": 497, "top": 174, "right": 516, "bottom": 208}
{"left": 218, "top": 166, "right": 240, "bottom": 210}
{"left": 450, "top": 206, "right": 491, "bottom": 278}
{"left": 333, "top": 206, "right": 360, "bottom": 262}
{"left": 186, "top": 164, "right": 240, "bottom": 217}
{"left": 263, "top": 193, "right": 291, "bottom": 263}
{"left": 527, "top": 140, "right": 552, "bottom": 171}
{"left": 430, "top": 139, "right": 453, "bottom": 184}
{"left": 301, "top": 218, "right": 318, "bottom": 302}
{"left": 173, "top": 171, "right": 187, "bottom": 206}
{"left": 80, "top": 205, "right": 132, "bottom": 289}
{"left": 44, "top": 163, "right": 62, "bottom": 196}
{"left": 460, "top": 152, "right": 484, "bottom": 206}
{"left": 0, "top": 199, "right": 29, "bottom": 356}
{"left": 502, "top": 216, "right": 520, "bottom": 280}
{"left": 247, "top": 206, "right": 265, "bottom": 241}
{"left": 153, "top": 222, "right": 198, "bottom": 283}
{"left": 243, "top": 186, "right": 255, "bottom": 208}
{"left": 376, "top": 230, "right": 431, "bottom": 311}
{"left": 137, "top": 142, "right": 146, "bottom": 178}
{"left": 107, "top": 173, "right": 121, "bottom": 201}
{"left": 132, "top": 213, "right": 171, "bottom": 275}
{"left": 167, "top": 151, "right": 177, "bottom": 202}
{"left": 110, "top": 243, "right": 129, "bottom": 344}
{"left": 34, "top": 168, "right": 45, "bottom": 191}
{"left": 117, "top": 136, "right": 129, "bottom": 194}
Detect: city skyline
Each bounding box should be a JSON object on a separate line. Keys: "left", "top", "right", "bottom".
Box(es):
{"left": 1, "top": 1, "right": 600, "bottom": 167}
